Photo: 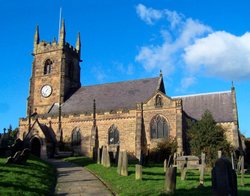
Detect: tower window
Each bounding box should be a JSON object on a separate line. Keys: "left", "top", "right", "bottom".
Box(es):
{"left": 71, "top": 127, "right": 81, "bottom": 146}
{"left": 44, "top": 59, "right": 52, "bottom": 75}
{"left": 150, "top": 115, "right": 169, "bottom": 139}
{"left": 108, "top": 124, "right": 119, "bottom": 145}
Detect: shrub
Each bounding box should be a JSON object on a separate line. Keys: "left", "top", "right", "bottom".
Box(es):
{"left": 187, "top": 110, "right": 232, "bottom": 166}
{"left": 149, "top": 136, "right": 177, "bottom": 163}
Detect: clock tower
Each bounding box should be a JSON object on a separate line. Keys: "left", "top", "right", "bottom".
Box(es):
{"left": 27, "top": 20, "right": 81, "bottom": 115}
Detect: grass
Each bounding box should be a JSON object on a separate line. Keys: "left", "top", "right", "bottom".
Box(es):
{"left": 0, "top": 155, "right": 56, "bottom": 196}
{"left": 65, "top": 156, "right": 250, "bottom": 196}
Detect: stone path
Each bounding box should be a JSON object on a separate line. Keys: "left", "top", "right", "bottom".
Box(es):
{"left": 48, "top": 159, "right": 113, "bottom": 196}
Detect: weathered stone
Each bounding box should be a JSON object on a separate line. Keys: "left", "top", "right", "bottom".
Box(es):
{"left": 240, "top": 156, "right": 244, "bottom": 186}
{"left": 101, "top": 146, "right": 105, "bottom": 165}
{"left": 97, "top": 147, "right": 101, "bottom": 164}
{"left": 135, "top": 164, "right": 142, "bottom": 180}
{"left": 180, "top": 157, "right": 188, "bottom": 181}
{"left": 212, "top": 158, "right": 237, "bottom": 196}
{"left": 117, "top": 151, "right": 122, "bottom": 175}
{"left": 101, "top": 146, "right": 110, "bottom": 168}
{"left": 199, "top": 152, "right": 206, "bottom": 186}
{"left": 218, "top": 150, "right": 222, "bottom": 158}
{"left": 165, "top": 166, "right": 177, "bottom": 194}
{"left": 121, "top": 151, "right": 128, "bottom": 176}
{"left": 164, "top": 159, "right": 167, "bottom": 172}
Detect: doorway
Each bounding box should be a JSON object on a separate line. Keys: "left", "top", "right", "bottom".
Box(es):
{"left": 31, "top": 137, "right": 41, "bottom": 157}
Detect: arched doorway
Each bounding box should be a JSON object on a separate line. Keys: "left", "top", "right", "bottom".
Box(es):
{"left": 31, "top": 137, "right": 41, "bottom": 157}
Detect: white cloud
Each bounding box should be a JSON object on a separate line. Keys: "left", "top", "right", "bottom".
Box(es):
{"left": 135, "top": 4, "right": 250, "bottom": 90}
{"left": 184, "top": 31, "right": 250, "bottom": 80}
{"left": 136, "top": 4, "right": 164, "bottom": 25}
{"left": 177, "top": 77, "right": 197, "bottom": 92}
{"left": 135, "top": 4, "right": 211, "bottom": 76}
{"left": 114, "top": 61, "right": 134, "bottom": 75}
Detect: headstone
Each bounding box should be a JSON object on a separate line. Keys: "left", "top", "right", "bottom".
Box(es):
{"left": 19, "top": 148, "right": 30, "bottom": 164}
{"left": 180, "top": 157, "right": 188, "bottom": 181}
{"left": 97, "top": 147, "right": 101, "bottom": 164}
{"left": 165, "top": 166, "right": 177, "bottom": 194}
{"left": 231, "top": 152, "right": 235, "bottom": 170}
{"left": 173, "top": 153, "right": 177, "bottom": 165}
{"left": 218, "top": 150, "right": 222, "bottom": 158}
{"left": 117, "top": 151, "right": 123, "bottom": 175}
{"left": 212, "top": 158, "right": 237, "bottom": 196}
{"left": 164, "top": 159, "right": 167, "bottom": 172}
{"left": 101, "top": 146, "right": 110, "bottom": 167}
{"left": 237, "top": 155, "right": 242, "bottom": 174}
{"left": 135, "top": 164, "right": 142, "bottom": 180}
{"left": 241, "top": 156, "right": 244, "bottom": 186}
{"left": 101, "top": 146, "right": 106, "bottom": 165}
{"left": 121, "top": 151, "right": 128, "bottom": 176}
{"left": 199, "top": 152, "right": 205, "bottom": 186}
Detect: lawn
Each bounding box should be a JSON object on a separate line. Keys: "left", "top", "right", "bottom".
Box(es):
{"left": 0, "top": 155, "right": 56, "bottom": 196}
{"left": 65, "top": 156, "right": 250, "bottom": 196}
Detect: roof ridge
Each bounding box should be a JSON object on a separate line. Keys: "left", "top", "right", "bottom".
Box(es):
{"left": 81, "top": 77, "right": 159, "bottom": 88}
{"left": 172, "top": 90, "right": 231, "bottom": 98}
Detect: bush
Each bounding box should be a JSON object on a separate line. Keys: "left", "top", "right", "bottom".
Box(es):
{"left": 149, "top": 136, "right": 177, "bottom": 163}
{"left": 187, "top": 110, "right": 232, "bottom": 166}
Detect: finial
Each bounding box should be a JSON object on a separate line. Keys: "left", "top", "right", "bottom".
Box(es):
{"left": 76, "top": 32, "right": 81, "bottom": 53}
{"left": 160, "top": 70, "right": 163, "bottom": 77}
{"left": 33, "top": 25, "right": 40, "bottom": 53}
{"left": 59, "top": 19, "right": 65, "bottom": 47}
{"left": 231, "top": 81, "right": 235, "bottom": 91}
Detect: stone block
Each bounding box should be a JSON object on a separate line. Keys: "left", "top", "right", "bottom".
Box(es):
{"left": 135, "top": 164, "right": 142, "bottom": 180}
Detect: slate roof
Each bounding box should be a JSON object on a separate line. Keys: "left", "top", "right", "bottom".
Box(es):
{"left": 173, "top": 91, "right": 234, "bottom": 122}
{"left": 49, "top": 77, "right": 162, "bottom": 114}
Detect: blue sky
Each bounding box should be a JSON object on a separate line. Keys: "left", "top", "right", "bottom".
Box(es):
{"left": 0, "top": 0, "right": 249, "bottom": 136}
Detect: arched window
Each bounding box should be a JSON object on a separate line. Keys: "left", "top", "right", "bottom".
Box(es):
{"left": 44, "top": 59, "right": 52, "bottom": 75}
{"left": 150, "top": 115, "right": 169, "bottom": 139}
{"left": 108, "top": 125, "right": 119, "bottom": 145}
{"left": 71, "top": 128, "right": 81, "bottom": 146}
{"left": 155, "top": 95, "right": 163, "bottom": 107}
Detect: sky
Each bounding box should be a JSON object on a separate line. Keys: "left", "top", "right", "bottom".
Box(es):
{"left": 0, "top": 0, "right": 249, "bottom": 136}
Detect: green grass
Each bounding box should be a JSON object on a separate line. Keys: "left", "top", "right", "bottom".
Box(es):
{"left": 65, "top": 156, "right": 250, "bottom": 196}
{"left": 0, "top": 155, "right": 56, "bottom": 196}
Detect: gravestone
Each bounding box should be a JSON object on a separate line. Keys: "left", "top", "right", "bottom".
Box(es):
{"left": 101, "top": 146, "right": 110, "bottom": 167}
{"left": 121, "top": 151, "right": 128, "bottom": 176}
{"left": 180, "top": 157, "right": 188, "bottom": 180}
{"left": 199, "top": 152, "right": 206, "bottom": 186}
{"left": 117, "top": 151, "right": 123, "bottom": 175}
{"left": 97, "top": 147, "right": 102, "bottom": 164}
{"left": 164, "top": 159, "right": 167, "bottom": 172}
{"left": 135, "top": 164, "right": 142, "bottom": 180}
{"left": 240, "top": 156, "right": 244, "bottom": 186}
{"left": 165, "top": 166, "right": 177, "bottom": 194}
{"left": 212, "top": 158, "right": 237, "bottom": 196}
{"left": 6, "top": 148, "right": 30, "bottom": 165}
{"left": 231, "top": 152, "right": 235, "bottom": 170}
{"left": 218, "top": 150, "right": 222, "bottom": 158}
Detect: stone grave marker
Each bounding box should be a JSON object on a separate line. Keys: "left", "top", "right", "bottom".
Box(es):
{"left": 218, "top": 150, "right": 222, "bottom": 158}
{"left": 165, "top": 166, "right": 177, "bottom": 194}
{"left": 121, "top": 151, "right": 128, "bottom": 176}
{"left": 180, "top": 157, "right": 188, "bottom": 181}
{"left": 212, "top": 158, "right": 237, "bottom": 196}
{"left": 164, "top": 159, "right": 167, "bottom": 172}
{"left": 117, "top": 151, "right": 122, "bottom": 175}
{"left": 97, "top": 147, "right": 102, "bottom": 164}
{"left": 240, "top": 156, "right": 244, "bottom": 186}
{"left": 199, "top": 152, "right": 205, "bottom": 186}
{"left": 135, "top": 164, "right": 142, "bottom": 180}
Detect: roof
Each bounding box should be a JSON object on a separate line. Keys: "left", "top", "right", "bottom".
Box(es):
{"left": 173, "top": 91, "right": 234, "bottom": 122}
{"left": 49, "top": 77, "right": 163, "bottom": 114}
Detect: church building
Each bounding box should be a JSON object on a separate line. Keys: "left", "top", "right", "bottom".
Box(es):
{"left": 19, "top": 21, "right": 241, "bottom": 159}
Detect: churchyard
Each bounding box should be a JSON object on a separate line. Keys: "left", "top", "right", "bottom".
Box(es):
{"left": 64, "top": 154, "right": 250, "bottom": 195}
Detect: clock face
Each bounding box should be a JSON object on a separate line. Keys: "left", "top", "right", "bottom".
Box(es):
{"left": 41, "top": 85, "right": 52, "bottom": 97}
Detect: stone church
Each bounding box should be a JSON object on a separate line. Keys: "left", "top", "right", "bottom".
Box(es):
{"left": 19, "top": 21, "right": 241, "bottom": 159}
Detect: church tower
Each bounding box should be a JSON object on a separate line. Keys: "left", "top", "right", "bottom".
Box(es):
{"left": 27, "top": 20, "right": 81, "bottom": 115}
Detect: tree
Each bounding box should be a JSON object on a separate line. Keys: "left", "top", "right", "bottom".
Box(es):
{"left": 187, "top": 110, "right": 232, "bottom": 166}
